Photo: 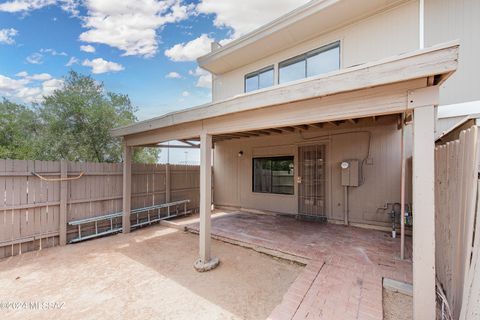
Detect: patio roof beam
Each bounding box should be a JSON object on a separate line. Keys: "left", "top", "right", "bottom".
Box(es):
{"left": 277, "top": 127, "right": 295, "bottom": 133}
{"left": 113, "top": 41, "right": 458, "bottom": 140}
{"left": 293, "top": 125, "right": 309, "bottom": 131}
{"left": 347, "top": 118, "right": 359, "bottom": 125}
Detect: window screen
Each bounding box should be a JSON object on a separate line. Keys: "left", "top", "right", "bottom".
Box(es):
{"left": 279, "top": 41, "right": 340, "bottom": 84}
{"left": 244, "top": 66, "right": 274, "bottom": 92}
{"left": 252, "top": 156, "right": 294, "bottom": 195}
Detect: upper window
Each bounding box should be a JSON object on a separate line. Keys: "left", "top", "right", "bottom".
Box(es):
{"left": 244, "top": 66, "right": 274, "bottom": 93}
{"left": 279, "top": 41, "right": 340, "bottom": 84}
{"left": 252, "top": 156, "right": 294, "bottom": 195}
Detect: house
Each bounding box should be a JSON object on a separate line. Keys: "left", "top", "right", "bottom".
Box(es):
{"left": 112, "top": 0, "right": 479, "bottom": 318}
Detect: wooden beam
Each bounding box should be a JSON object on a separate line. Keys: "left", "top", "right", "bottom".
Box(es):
{"left": 125, "top": 79, "right": 426, "bottom": 146}
{"left": 310, "top": 123, "right": 324, "bottom": 128}
{"left": 155, "top": 144, "right": 200, "bottom": 149}
{"left": 180, "top": 140, "right": 198, "bottom": 147}
{"left": 293, "top": 125, "right": 309, "bottom": 131}
{"left": 122, "top": 143, "right": 132, "bottom": 233}
{"left": 113, "top": 42, "right": 458, "bottom": 138}
{"left": 277, "top": 127, "right": 295, "bottom": 133}
{"left": 412, "top": 105, "right": 436, "bottom": 319}
{"left": 199, "top": 132, "right": 212, "bottom": 263}
{"left": 347, "top": 118, "right": 359, "bottom": 125}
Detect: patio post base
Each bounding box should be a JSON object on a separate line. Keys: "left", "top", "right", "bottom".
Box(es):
{"left": 193, "top": 257, "right": 220, "bottom": 272}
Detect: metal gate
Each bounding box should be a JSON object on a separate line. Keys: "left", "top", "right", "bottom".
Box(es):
{"left": 298, "top": 145, "right": 326, "bottom": 220}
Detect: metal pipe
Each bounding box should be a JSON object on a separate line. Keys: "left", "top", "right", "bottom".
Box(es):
{"left": 344, "top": 186, "right": 349, "bottom": 225}
{"left": 400, "top": 113, "right": 406, "bottom": 259}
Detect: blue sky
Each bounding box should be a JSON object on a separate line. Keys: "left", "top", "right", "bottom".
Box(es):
{"left": 0, "top": 0, "right": 309, "bottom": 163}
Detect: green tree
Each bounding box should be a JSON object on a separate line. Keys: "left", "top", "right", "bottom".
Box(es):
{"left": 0, "top": 99, "right": 39, "bottom": 159}
{"left": 0, "top": 71, "right": 158, "bottom": 163}
{"left": 34, "top": 71, "right": 159, "bottom": 163}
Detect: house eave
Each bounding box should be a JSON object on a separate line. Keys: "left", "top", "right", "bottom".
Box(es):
{"left": 197, "top": 0, "right": 410, "bottom": 75}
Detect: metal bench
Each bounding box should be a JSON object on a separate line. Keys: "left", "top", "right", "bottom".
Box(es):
{"left": 68, "top": 199, "right": 191, "bottom": 243}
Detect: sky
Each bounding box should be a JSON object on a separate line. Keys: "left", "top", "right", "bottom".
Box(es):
{"left": 0, "top": 0, "right": 310, "bottom": 163}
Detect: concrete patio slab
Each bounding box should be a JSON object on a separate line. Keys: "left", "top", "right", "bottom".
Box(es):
{"left": 185, "top": 211, "right": 413, "bottom": 320}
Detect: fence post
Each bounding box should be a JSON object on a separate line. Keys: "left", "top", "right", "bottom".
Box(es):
{"left": 165, "top": 163, "right": 171, "bottom": 203}
{"left": 59, "top": 160, "right": 67, "bottom": 245}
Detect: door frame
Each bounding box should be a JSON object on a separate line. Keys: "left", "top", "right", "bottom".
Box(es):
{"left": 295, "top": 140, "right": 331, "bottom": 217}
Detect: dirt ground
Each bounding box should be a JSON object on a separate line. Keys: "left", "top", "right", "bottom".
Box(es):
{"left": 383, "top": 288, "right": 413, "bottom": 320}
{"left": 0, "top": 225, "right": 302, "bottom": 320}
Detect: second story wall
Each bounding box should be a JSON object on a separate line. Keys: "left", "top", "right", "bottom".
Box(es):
{"left": 425, "top": 0, "right": 480, "bottom": 106}
{"left": 212, "top": 0, "right": 419, "bottom": 102}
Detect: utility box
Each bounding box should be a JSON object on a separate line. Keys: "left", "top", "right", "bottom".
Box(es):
{"left": 340, "top": 159, "right": 360, "bottom": 187}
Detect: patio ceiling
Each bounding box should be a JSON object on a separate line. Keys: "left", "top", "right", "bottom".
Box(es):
{"left": 112, "top": 41, "right": 459, "bottom": 147}
{"left": 144, "top": 114, "right": 401, "bottom": 146}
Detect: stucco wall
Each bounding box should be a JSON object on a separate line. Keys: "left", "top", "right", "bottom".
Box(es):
{"left": 213, "top": 119, "right": 412, "bottom": 227}
{"left": 425, "top": 0, "right": 480, "bottom": 106}
{"left": 212, "top": 0, "right": 419, "bottom": 102}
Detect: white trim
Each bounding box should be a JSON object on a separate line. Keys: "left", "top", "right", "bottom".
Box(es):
{"left": 419, "top": 0, "right": 424, "bottom": 49}
{"left": 437, "top": 100, "right": 480, "bottom": 119}
{"left": 112, "top": 41, "right": 459, "bottom": 139}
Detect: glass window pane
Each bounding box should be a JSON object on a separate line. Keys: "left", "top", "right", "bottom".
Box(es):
{"left": 253, "top": 157, "right": 294, "bottom": 195}
{"left": 307, "top": 45, "right": 340, "bottom": 77}
{"left": 245, "top": 75, "right": 258, "bottom": 92}
{"left": 253, "top": 158, "right": 271, "bottom": 193}
{"left": 279, "top": 59, "right": 305, "bottom": 84}
{"left": 258, "top": 68, "right": 273, "bottom": 89}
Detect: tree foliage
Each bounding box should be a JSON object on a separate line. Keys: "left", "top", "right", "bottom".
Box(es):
{"left": 0, "top": 71, "right": 158, "bottom": 163}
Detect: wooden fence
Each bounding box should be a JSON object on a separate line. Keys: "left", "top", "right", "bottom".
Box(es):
{"left": 0, "top": 160, "right": 200, "bottom": 259}
{"left": 435, "top": 126, "right": 479, "bottom": 319}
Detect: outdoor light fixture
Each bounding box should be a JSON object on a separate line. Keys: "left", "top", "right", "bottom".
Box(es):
{"left": 238, "top": 151, "right": 244, "bottom": 157}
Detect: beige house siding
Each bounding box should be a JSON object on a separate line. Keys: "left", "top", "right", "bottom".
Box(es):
{"left": 425, "top": 0, "right": 480, "bottom": 105}
{"left": 212, "top": 0, "right": 419, "bottom": 102}
{"left": 213, "top": 119, "right": 411, "bottom": 227}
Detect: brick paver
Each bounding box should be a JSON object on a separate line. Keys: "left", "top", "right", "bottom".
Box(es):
{"left": 186, "top": 212, "right": 412, "bottom": 320}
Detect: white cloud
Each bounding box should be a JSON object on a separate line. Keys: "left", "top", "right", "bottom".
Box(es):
{"left": 0, "top": 0, "right": 56, "bottom": 12}
{"left": 80, "top": 44, "right": 96, "bottom": 53}
{"left": 65, "top": 56, "right": 79, "bottom": 66}
{"left": 0, "top": 73, "right": 63, "bottom": 103}
{"left": 26, "top": 48, "right": 68, "bottom": 65}
{"left": 79, "top": 0, "right": 193, "bottom": 57}
{"left": 0, "top": 0, "right": 78, "bottom": 15}
{"left": 41, "top": 78, "right": 64, "bottom": 96}
{"left": 165, "top": 34, "right": 213, "bottom": 62}
{"left": 196, "top": 0, "right": 309, "bottom": 39}
{"left": 82, "top": 58, "right": 124, "bottom": 74}
{"left": 181, "top": 90, "right": 190, "bottom": 97}
{"left": 0, "top": 28, "right": 18, "bottom": 44}
{"left": 26, "top": 52, "right": 43, "bottom": 64}
{"left": 40, "top": 48, "right": 67, "bottom": 56}
{"left": 166, "top": 71, "right": 181, "bottom": 79}
{"left": 15, "top": 71, "right": 52, "bottom": 81}
{"left": 189, "top": 67, "right": 211, "bottom": 89}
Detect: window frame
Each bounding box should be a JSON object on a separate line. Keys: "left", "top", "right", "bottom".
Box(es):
{"left": 278, "top": 41, "right": 340, "bottom": 84}
{"left": 251, "top": 155, "right": 295, "bottom": 195}
{"left": 244, "top": 65, "right": 274, "bottom": 93}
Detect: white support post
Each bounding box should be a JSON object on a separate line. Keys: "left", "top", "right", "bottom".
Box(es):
{"left": 122, "top": 142, "right": 132, "bottom": 233}
{"left": 412, "top": 105, "right": 436, "bottom": 320}
{"left": 194, "top": 132, "right": 219, "bottom": 272}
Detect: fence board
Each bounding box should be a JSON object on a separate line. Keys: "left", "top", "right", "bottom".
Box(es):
{"left": 0, "top": 160, "right": 201, "bottom": 258}
{"left": 435, "top": 126, "right": 480, "bottom": 319}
